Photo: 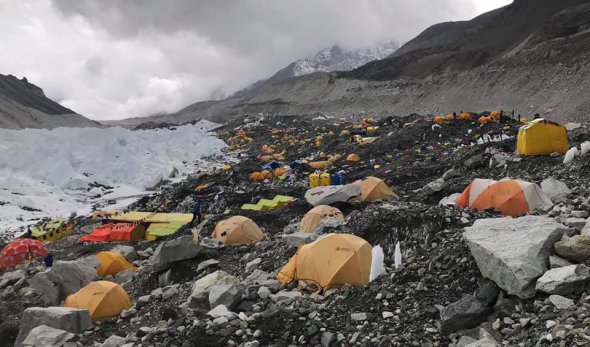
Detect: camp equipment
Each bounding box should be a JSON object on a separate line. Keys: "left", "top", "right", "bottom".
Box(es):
{"left": 516, "top": 118, "right": 568, "bottom": 156}
{"left": 305, "top": 184, "right": 361, "bottom": 206}
{"left": 212, "top": 216, "right": 264, "bottom": 246}
{"left": 355, "top": 177, "right": 395, "bottom": 202}
{"left": 320, "top": 172, "right": 331, "bottom": 186}
{"left": 309, "top": 173, "right": 320, "bottom": 188}
{"left": 65, "top": 281, "right": 132, "bottom": 321}
{"left": 434, "top": 116, "right": 444, "bottom": 124}
{"left": 0, "top": 238, "right": 48, "bottom": 271}
{"left": 346, "top": 153, "right": 360, "bottom": 162}
{"left": 241, "top": 195, "right": 294, "bottom": 211}
{"left": 456, "top": 178, "right": 552, "bottom": 217}
{"left": 299, "top": 205, "right": 344, "bottom": 233}
{"left": 277, "top": 234, "right": 372, "bottom": 291}
{"left": 80, "top": 223, "right": 146, "bottom": 242}
{"left": 96, "top": 251, "right": 137, "bottom": 277}
{"left": 30, "top": 218, "right": 74, "bottom": 242}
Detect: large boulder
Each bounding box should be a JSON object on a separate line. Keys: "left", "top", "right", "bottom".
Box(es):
{"left": 0, "top": 269, "right": 25, "bottom": 289}
{"left": 440, "top": 295, "right": 491, "bottom": 334}
{"left": 541, "top": 178, "right": 571, "bottom": 203}
{"left": 464, "top": 216, "right": 565, "bottom": 299}
{"left": 22, "top": 325, "right": 74, "bottom": 347}
{"left": 555, "top": 235, "right": 590, "bottom": 262}
{"left": 151, "top": 235, "right": 204, "bottom": 273}
{"left": 209, "top": 284, "right": 244, "bottom": 310}
{"left": 281, "top": 233, "right": 317, "bottom": 248}
{"left": 15, "top": 307, "right": 92, "bottom": 347}
{"left": 27, "top": 271, "right": 60, "bottom": 305}
{"left": 582, "top": 218, "right": 590, "bottom": 236}
{"left": 111, "top": 245, "right": 138, "bottom": 262}
{"left": 28, "top": 260, "right": 94, "bottom": 305}
{"left": 536, "top": 264, "right": 590, "bottom": 295}
{"left": 187, "top": 270, "right": 241, "bottom": 309}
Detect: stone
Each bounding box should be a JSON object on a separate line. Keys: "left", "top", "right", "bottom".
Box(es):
{"left": 475, "top": 280, "right": 500, "bottom": 307}
{"left": 465, "top": 338, "right": 500, "bottom": 347}
{"left": 572, "top": 211, "right": 590, "bottom": 219}
{"left": 464, "top": 216, "right": 565, "bottom": 299}
{"left": 457, "top": 336, "right": 478, "bottom": 347}
{"left": 564, "top": 217, "right": 587, "bottom": 229}
{"left": 209, "top": 284, "right": 244, "bottom": 310}
{"left": 549, "top": 255, "right": 573, "bottom": 269}
{"left": 382, "top": 311, "right": 394, "bottom": 319}
{"left": 52, "top": 260, "right": 93, "bottom": 293}
{"left": 555, "top": 235, "right": 590, "bottom": 262}
{"left": 439, "top": 193, "right": 461, "bottom": 207}
{"left": 0, "top": 269, "right": 24, "bottom": 288}
{"left": 151, "top": 235, "right": 203, "bottom": 273}
{"left": 350, "top": 312, "right": 367, "bottom": 321}
{"left": 541, "top": 178, "right": 571, "bottom": 203}
{"left": 244, "top": 342, "right": 260, "bottom": 347}
{"left": 536, "top": 264, "right": 590, "bottom": 295}
{"left": 111, "top": 245, "right": 137, "bottom": 262}
{"left": 549, "top": 295, "right": 574, "bottom": 310}
{"left": 15, "top": 307, "right": 92, "bottom": 347}
{"left": 101, "top": 335, "right": 127, "bottom": 347}
{"left": 187, "top": 270, "right": 241, "bottom": 309}
{"left": 162, "top": 286, "right": 179, "bottom": 300}
{"left": 281, "top": 233, "right": 317, "bottom": 247}
{"left": 321, "top": 332, "right": 334, "bottom": 347}
{"left": 22, "top": 325, "right": 74, "bottom": 347}
{"left": 244, "top": 269, "right": 273, "bottom": 285}
{"left": 440, "top": 295, "right": 491, "bottom": 334}
{"left": 257, "top": 286, "right": 271, "bottom": 300}
{"left": 207, "top": 304, "right": 238, "bottom": 320}
{"left": 114, "top": 269, "right": 133, "bottom": 285}
{"left": 465, "top": 154, "right": 486, "bottom": 169}
{"left": 120, "top": 308, "right": 137, "bottom": 318}
{"left": 245, "top": 258, "right": 261, "bottom": 274}
{"left": 197, "top": 259, "right": 219, "bottom": 272}
{"left": 27, "top": 271, "right": 60, "bottom": 305}
{"left": 422, "top": 178, "right": 447, "bottom": 195}
{"left": 442, "top": 168, "right": 460, "bottom": 181}
{"left": 270, "top": 290, "right": 302, "bottom": 303}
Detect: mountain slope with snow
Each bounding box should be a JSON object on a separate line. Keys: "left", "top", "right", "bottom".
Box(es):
{"left": 0, "top": 73, "right": 99, "bottom": 130}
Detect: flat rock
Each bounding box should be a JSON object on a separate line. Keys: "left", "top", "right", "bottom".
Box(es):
{"left": 187, "top": 270, "right": 240, "bottom": 309}
{"left": 0, "top": 269, "right": 25, "bottom": 289}
{"left": 548, "top": 295, "right": 574, "bottom": 310}
{"left": 151, "top": 235, "right": 204, "bottom": 273}
{"left": 555, "top": 235, "right": 590, "bottom": 262}
{"left": 245, "top": 258, "right": 261, "bottom": 274}
{"left": 536, "top": 264, "right": 590, "bottom": 295}
{"left": 207, "top": 304, "right": 238, "bottom": 319}
{"left": 541, "top": 178, "right": 571, "bottom": 203}
{"left": 564, "top": 217, "right": 587, "bottom": 229}
{"left": 270, "top": 290, "right": 302, "bottom": 303}
{"left": 464, "top": 216, "right": 565, "bottom": 299}
{"left": 440, "top": 295, "right": 491, "bottom": 334}
{"left": 209, "top": 284, "right": 244, "bottom": 310}
{"left": 245, "top": 269, "right": 273, "bottom": 285}
{"left": 197, "top": 259, "right": 219, "bottom": 273}
{"left": 22, "top": 325, "right": 74, "bottom": 347}
{"left": 15, "top": 307, "right": 92, "bottom": 347}
{"left": 549, "top": 255, "right": 573, "bottom": 269}
{"left": 581, "top": 218, "right": 590, "bottom": 236}
{"left": 281, "top": 233, "right": 317, "bottom": 248}
{"left": 101, "top": 335, "right": 127, "bottom": 347}
{"left": 111, "top": 245, "right": 137, "bottom": 262}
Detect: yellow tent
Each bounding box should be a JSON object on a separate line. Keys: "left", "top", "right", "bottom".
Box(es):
{"left": 96, "top": 251, "right": 137, "bottom": 277}
{"left": 212, "top": 216, "right": 265, "bottom": 246}
{"left": 65, "top": 281, "right": 132, "bottom": 321}
{"left": 277, "top": 234, "right": 372, "bottom": 291}
{"left": 516, "top": 118, "right": 568, "bottom": 156}
{"left": 355, "top": 177, "right": 396, "bottom": 202}
{"left": 346, "top": 153, "right": 360, "bottom": 162}
{"left": 299, "top": 205, "right": 345, "bottom": 233}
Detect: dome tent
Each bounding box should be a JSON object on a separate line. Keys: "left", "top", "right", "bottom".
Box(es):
{"left": 355, "top": 176, "right": 396, "bottom": 202}
{"left": 277, "top": 233, "right": 372, "bottom": 291}
{"left": 516, "top": 118, "right": 568, "bottom": 156}
{"left": 96, "top": 251, "right": 137, "bottom": 277}
{"left": 211, "top": 216, "right": 264, "bottom": 246}
{"left": 65, "top": 281, "right": 132, "bottom": 321}
{"left": 299, "top": 205, "right": 345, "bottom": 233}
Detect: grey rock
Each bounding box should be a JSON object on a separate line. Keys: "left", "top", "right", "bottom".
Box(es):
{"left": 442, "top": 168, "right": 460, "bottom": 181}
{"left": 564, "top": 217, "right": 587, "bottom": 229}
{"left": 15, "top": 307, "right": 92, "bottom": 347}
{"left": 465, "top": 338, "right": 501, "bottom": 347}
{"left": 22, "top": 325, "right": 74, "bottom": 347}
{"left": 555, "top": 235, "right": 590, "bottom": 262}
{"left": 209, "top": 284, "right": 243, "bottom": 310}
{"left": 162, "top": 286, "right": 179, "bottom": 300}
{"left": 321, "top": 332, "right": 334, "bottom": 347}
{"left": 548, "top": 295, "right": 574, "bottom": 310}
{"left": 582, "top": 218, "right": 590, "bottom": 236}
{"left": 439, "top": 193, "right": 461, "bottom": 207}
{"left": 464, "top": 216, "right": 565, "bottom": 299}
{"left": 465, "top": 154, "right": 486, "bottom": 169}
{"left": 111, "top": 245, "right": 137, "bottom": 262}
{"left": 244, "top": 341, "right": 260, "bottom": 347}
{"left": 536, "top": 264, "right": 590, "bottom": 295}
{"left": 187, "top": 270, "right": 241, "bottom": 309}
{"left": 422, "top": 178, "right": 447, "bottom": 195}
{"left": 475, "top": 280, "right": 500, "bottom": 307}
{"left": 0, "top": 269, "right": 24, "bottom": 289}
{"left": 207, "top": 304, "right": 238, "bottom": 319}
{"left": 244, "top": 269, "right": 273, "bottom": 285}
{"left": 549, "top": 255, "right": 573, "bottom": 269}
{"left": 151, "top": 235, "right": 203, "bottom": 273}
{"left": 101, "top": 335, "right": 127, "bottom": 347}
{"left": 350, "top": 312, "right": 367, "bottom": 321}
{"left": 281, "top": 232, "right": 317, "bottom": 247}
{"left": 270, "top": 290, "right": 302, "bottom": 303}
{"left": 114, "top": 269, "right": 133, "bottom": 285}
{"left": 245, "top": 258, "right": 261, "bottom": 274}
{"left": 572, "top": 211, "right": 590, "bottom": 219}
{"left": 197, "top": 259, "right": 219, "bottom": 273}
{"left": 27, "top": 271, "right": 59, "bottom": 305}
{"left": 457, "top": 336, "right": 478, "bottom": 347}
{"left": 541, "top": 178, "right": 571, "bottom": 203}
{"left": 120, "top": 308, "right": 137, "bottom": 318}
{"left": 440, "top": 295, "right": 491, "bottom": 334}
{"left": 257, "top": 286, "right": 271, "bottom": 300}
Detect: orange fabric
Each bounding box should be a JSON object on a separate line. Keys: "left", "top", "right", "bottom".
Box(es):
{"left": 80, "top": 223, "right": 145, "bottom": 242}
{"left": 455, "top": 183, "right": 472, "bottom": 208}
{"left": 250, "top": 172, "right": 264, "bottom": 181}
{"left": 309, "top": 161, "right": 331, "bottom": 170}
{"left": 356, "top": 177, "right": 395, "bottom": 202}
{"left": 274, "top": 168, "right": 287, "bottom": 176}
{"left": 65, "top": 281, "right": 132, "bottom": 321}
{"left": 460, "top": 113, "right": 472, "bottom": 120}
{"left": 96, "top": 251, "right": 137, "bottom": 277}
{"left": 346, "top": 154, "right": 360, "bottom": 162}
{"left": 434, "top": 116, "right": 444, "bottom": 124}
{"left": 471, "top": 180, "right": 530, "bottom": 217}
{"left": 445, "top": 114, "right": 454, "bottom": 121}
{"left": 212, "top": 216, "right": 265, "bottom": 246}
{"left": 299, "top": 205, "right": 344, "bottom": 233}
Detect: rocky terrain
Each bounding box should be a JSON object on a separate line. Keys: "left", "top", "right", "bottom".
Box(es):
{"left": 2, "top": 113, "right": 590, "bottom": 346}
{"left": 116, "top": 0, "right": 590, "bottom": 128}
{"left": 0, "top": 74, "right": 99, "bottom": 130}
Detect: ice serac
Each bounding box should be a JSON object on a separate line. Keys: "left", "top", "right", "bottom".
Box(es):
{"left": 464, "top": 216, "right": 566, "bottom": 299}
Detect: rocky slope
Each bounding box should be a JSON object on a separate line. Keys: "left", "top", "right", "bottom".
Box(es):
{"left": 122, "top": 0, "right": 590, "bottom": 127}
{"left": 0, "top": 74, "right": 99, "bottom": 130}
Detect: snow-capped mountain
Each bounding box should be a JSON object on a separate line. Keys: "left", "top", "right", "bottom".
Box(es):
{"left": 234, "top": 41, "right": 398, "bottom": 98}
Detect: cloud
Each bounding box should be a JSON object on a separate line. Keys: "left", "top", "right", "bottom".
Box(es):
{"left": 0, "top": 0, "right": 512, "bottom": 120}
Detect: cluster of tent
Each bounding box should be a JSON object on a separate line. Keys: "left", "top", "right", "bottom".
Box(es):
{"left": 81, "top": 212, "right": 193, "bottom": 243}
{"left": 305, "top": 176, "right": 395, "bottom": 206}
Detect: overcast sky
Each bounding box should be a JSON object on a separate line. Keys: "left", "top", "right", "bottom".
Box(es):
{"left": 0, "top": 0, "right": 512, "bottom": 120}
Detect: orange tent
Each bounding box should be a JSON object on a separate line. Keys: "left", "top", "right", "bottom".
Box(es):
{"left": 444, "top": 114, "right": 454, "bottom": 121}
{"left": 261, "top": 170, "right": 273, "bottom": 180}
{"left": 309, "top": 161, "right": 331, "bottom": 170}
{"left": 274, "top": 168, "right": 287, "bottom": 176}
{"left": 346, "top": 154, "right": 360, "bottom": 162}
{"left": 490, "top": 111, "right": 501, "bottom": 119}
{"left": 212, "top": 216, "right": 265, "bottom": 246}
{"left": 96, "top": 251, "right": 137, "bottom": 277}
{"left": 250, "top": 172, "right": 264, "bottom": 181}
{"left": 80, "top": 223, "right": 145, "bottom": 242}
{"left": 355, "top": 177, "right": 396, "bottom": 202}
{"left": 299, "top": 205, "right": 344, "bottom": 233}
{"left": 459, "top": 113, "right": 472, "bottom": 120}
{"left": 456, "top": 178, "right": 552, "bottom": 217}
{"left": 478, "top": 116, "right": 491, "bottom": 125}
{"left": 65, "top": 281, "right": 132, "bottom": 321}
{"left": 434, "top": 116, "right": 444, "bottom": 124}
{"left": 277, "top": 234, "right": 372, "bottom": 291}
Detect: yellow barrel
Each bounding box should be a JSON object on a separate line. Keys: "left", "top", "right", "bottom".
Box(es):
{"left": 309, "top": 173, "right": 320, "bottom": 188}
{"left": 320, "top": 172, "right": 331, "bottom": 186}
{"left": 367, "top": 126, "right": 379, "bottom": 133}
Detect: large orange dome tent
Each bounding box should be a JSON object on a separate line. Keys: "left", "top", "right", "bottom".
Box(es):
{"left": 65, "top": 281, "right": 132, "bottom": 321}
{"left": 355, "top": 177, "right": 396, "bottom": 202}
{"left": 211, "top": 216, "right": 265, "bottom": 246}
{"left": 96, "top": 251, "right": 137, "bottom": 277}
{"left": 299, "top": 205, "right": 345, "bottom": 233}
